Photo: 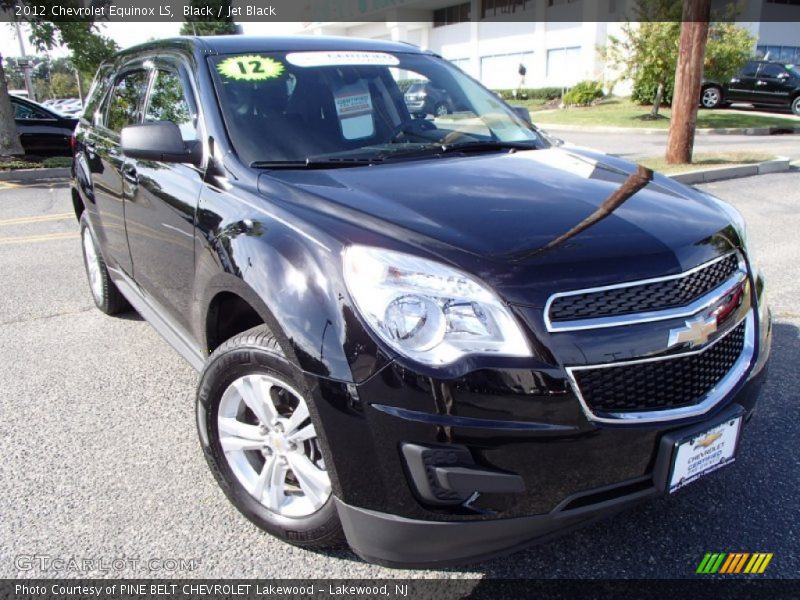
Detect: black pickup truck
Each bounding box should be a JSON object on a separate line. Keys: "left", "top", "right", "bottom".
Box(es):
{"left": 71, "top": 36, "right": 771, "bottom": 568}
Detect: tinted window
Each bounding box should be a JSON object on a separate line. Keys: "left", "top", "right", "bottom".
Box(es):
{"left": 13, "top": 99, "right": 50, "bottom": 120}
{"left": 740, "top": 62, "right": 759, "bottom": 77}
{"left": 758, "top": 63, "right": 786, "bottom": 78}
{"left": 144, "top": 70, "right": 198, "bottom": 141}
{"left": 84, "top": 67, "right": 114, "bottom": 125}
{"left": 106, "top": 70, "right": 149, "bottom": 133}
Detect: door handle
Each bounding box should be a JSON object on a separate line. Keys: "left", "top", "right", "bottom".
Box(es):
{"left": 122, "top": 165, "right": 138, "bottom": 186}
{"left": 730, "top": 78, "right": 740, "bottom": 83}
{"left": 755, "top": 80, "right": 768, "bottom": 86}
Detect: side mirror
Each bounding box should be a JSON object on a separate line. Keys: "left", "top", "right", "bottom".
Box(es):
{"left": 511, "top": 105, "right": 532, "bottom": 124}
{"left": 121, "top": 121, "right": 202, "bottom": 166}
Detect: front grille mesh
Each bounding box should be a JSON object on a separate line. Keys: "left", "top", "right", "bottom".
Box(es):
{"left": 572, "top": 320, "right": 746, "bottom": 414}
{"left": 550, "top": 254, "right": 740, "bottom": 322}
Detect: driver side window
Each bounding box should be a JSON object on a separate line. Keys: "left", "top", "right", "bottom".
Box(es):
{"left": 144, "top": 70, "right": 198, "bottom": 141}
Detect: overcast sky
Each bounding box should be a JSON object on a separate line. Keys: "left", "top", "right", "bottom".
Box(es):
{"left": 1, "top": 21, "right": 296, "bottom": 60}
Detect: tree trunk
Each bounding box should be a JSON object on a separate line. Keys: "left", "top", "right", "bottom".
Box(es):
{"left": 666, "top": 0, "right": 712, "bottom": 164}
{"left": 651, "top": 81, "right": 665, "bottom": 117}
{"left": 0, "top": 55, "right": 25, "bottom": 158}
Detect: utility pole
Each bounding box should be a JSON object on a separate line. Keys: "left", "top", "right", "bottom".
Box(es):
{"left": 665, "top": 0, "right": 711, "bottom": 164}
{"left": 14, "top": 20, "right": 36, "bottom": 101}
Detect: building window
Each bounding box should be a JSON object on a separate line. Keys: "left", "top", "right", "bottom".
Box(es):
{"left": 479, "top": 51, "right": 534, "bottom": 89}
{"left": 482, "top": 0, "right": 532, "bottom": 18}
{"left": 756, "top": 45, "right": 800, "bottom": 63}
{"left": 546, "top": 46, "right": 581, "bottom": 84}
{"left": 433, "top": 2, "right": 471, "bottom": 26}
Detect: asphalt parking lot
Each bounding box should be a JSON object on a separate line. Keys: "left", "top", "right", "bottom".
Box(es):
{"left": 0, "top": 172, "right": 798, "bottom": 580}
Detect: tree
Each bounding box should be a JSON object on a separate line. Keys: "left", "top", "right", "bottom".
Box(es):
{"left": 0, "top": 0, "right": 118, "bottom": 156}
{"left": 666, "top": 0, "right": 711, "bottom": 164}
{"left": 604, "top": 0, "right": 755, "bottom": 119}
{"left": 180, "top": 0, "right": 240, "bottom": 36}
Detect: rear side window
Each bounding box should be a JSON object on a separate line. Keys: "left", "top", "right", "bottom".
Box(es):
{"left": 106, "top": 70, "right": 149, "bottom": 133}
{"left": 13, "top": 100, "right": 49, "bottom": 120}
{"left": 740, "top": 62, "right": 759, "bottom": 77}
{"left": 144, "top": 70, "right": 198, "bottom": 141}
{"left": 83, "top": 67, "right": 113, "bottom": 125}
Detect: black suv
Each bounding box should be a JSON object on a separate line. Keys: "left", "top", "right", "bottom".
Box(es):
{"left": 12, "top": 95, "right": 78, "bottom": 156}
{"left": 72, "top": 36, "right": 771, "bottom": 568}
{"left": 403, "top": 81, "right": 454, "bottom": 117}
{"left": 701, "top": 60, "right": 800, "bottom": 115}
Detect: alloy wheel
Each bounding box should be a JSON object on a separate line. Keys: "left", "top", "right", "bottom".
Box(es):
{"left": 217, "top": 374, "right": 331, "bottom": 517}
{"left": 82, "top": 228, "right": 104, "bottom": 303}
{"left": 702, "top": 88, "right": 720, "bottom": 108}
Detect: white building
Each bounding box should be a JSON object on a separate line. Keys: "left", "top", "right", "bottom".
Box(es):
{"left": 298, "top": 0, "right": 800, "bottom": 91}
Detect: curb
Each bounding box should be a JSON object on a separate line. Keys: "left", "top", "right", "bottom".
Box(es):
{"left": 540, "top": 124, "right": 800, "bottom": 136}
{"left": 669, "top": 156, "right": 791, "bottom": 185}
{"left": 0, "top": 167, "right": 70, "bottom": 183}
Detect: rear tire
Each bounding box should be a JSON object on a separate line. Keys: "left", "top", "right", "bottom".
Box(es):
{"left": 196, "top": 325, "right": 344, "bottom": 549}
{"left": 701, "top": 86, "right": 723, "bottom": 109}
{"left": 79, "top": 213, "right": 130, "bottom": 315}
{"left": 792, "top": 96, "right": 800, "bottom": 117}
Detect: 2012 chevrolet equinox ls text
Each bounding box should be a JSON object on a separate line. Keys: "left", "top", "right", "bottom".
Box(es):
{"left": 71, "top": 36, "right": 771, "bottom": 568}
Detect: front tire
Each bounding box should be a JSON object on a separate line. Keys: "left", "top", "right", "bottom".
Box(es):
{"left": 792, "top": 95, "right": 800, "bottom": 117}
{"left": 196, "top": 325, "right": 343, "bottom": 549}
{"left": 701, "top": 86, "right": 723, "bottom": 109}
{"left": 434, "top": 102, "right": 450, "bottom": 117}
{"left": 79, "top": 213, "right": 129, "bottom": 315}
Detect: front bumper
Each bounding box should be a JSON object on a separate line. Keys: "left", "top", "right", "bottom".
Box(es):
{"left": 307, "top": 278, "right": 771, "bottom": 568}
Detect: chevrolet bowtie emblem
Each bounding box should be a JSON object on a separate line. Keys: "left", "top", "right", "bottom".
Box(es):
{"left": 668, "top": 315, "right": 718, "bottom": 349}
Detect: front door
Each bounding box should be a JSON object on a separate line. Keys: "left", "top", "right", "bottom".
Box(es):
{"left": 123, "top": 64, "right": 204, "bottom": 333}
{"left": 754, "top": 63, "right": 795, "bottom": 106}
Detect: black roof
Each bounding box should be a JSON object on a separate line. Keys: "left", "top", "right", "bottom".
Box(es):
{"left": 117, "top": 35, "right": 424, "bottom": 60}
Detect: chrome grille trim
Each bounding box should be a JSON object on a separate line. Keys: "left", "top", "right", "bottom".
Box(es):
{"left": 545, "top": 252, "right": 746, "bottom": 332}
{"left": 565, "top": 311, "right": 754, "bottom": 424}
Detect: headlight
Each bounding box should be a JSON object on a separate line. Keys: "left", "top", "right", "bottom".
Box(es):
{"left": 343, "top": 245, "right": 531, "bottom": 366}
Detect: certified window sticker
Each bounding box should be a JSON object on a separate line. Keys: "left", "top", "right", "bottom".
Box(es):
{"left": 216, "top": 55, "right": 285, "bottom": 81}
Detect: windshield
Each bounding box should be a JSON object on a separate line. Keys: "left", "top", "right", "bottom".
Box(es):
{"left": 208, "top": 50, "right": 545, "bottom": 166}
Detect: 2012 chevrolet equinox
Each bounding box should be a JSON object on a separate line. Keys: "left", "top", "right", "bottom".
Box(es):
{"left": 71, "top": 36, "right": 771, "bottom": 568}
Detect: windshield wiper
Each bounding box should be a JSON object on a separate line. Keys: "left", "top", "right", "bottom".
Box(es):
{"left": 440, "top": 140, "right": 539, "bottom": 153}
{"left": 251, "top": 157, "right": 383, "bottom": 169}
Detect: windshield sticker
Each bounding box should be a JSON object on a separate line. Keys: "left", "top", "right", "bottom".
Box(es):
{"left": 334, "top": 82, "right": 375, "bottom": 140}
{"left": 217, "top": 56, "right": 285, "bottom": 81}
{"left": 286, "top": 51, "right": 400, "bottom": 68}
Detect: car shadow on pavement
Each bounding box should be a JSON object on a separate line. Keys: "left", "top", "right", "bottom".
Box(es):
{"left": 311, "top": 320, "right": 799, "bottom": 579}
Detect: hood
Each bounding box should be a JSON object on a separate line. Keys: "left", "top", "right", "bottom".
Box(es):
{"left": 260, "top": 147, "right": 737, "bottom": 306}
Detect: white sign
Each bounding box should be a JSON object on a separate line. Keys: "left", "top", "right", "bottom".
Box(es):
{"left": 669, "top": 417, "right": 741, "bottom": 493}
{"left": 286, "top": 51, "right": 400, "bottom": 68}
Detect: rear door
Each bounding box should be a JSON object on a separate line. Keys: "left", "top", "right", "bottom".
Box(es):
{"left": 123, "top": 61, "right": 204, "bottom": 332}
{"left": 85, "top": 68, "right": 150, "bottom": 274}
{"left": 725, "top": 61, "right": 759, "bottom": 103}
{"left": 12, "top": 97, "right": 73, "bottom": 156}
{"left": 754, "top": 63, "right": 794, "bottom": 106}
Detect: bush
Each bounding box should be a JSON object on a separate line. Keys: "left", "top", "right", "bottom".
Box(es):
{"left": 493, "top": 87, "right": 563, "bottom": 101}
{"left": 631, "top": 78, "right": 674, "bottom": 106}
{"left": 562, "top": 80, "right": 604, "bottom": 106}
{"left": 42, "top": 156, "right": 73, "bottom": 168}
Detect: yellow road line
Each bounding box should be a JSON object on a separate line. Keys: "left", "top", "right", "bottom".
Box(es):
{"left": 0, "top": 232, "right": 77, "bottom": 246}
{"left": 0, "top": 212, "right": 73, "bottom": 226}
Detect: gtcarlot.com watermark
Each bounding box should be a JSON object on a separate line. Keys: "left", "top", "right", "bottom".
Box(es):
{"left": 15, "top": 554, "right": 201, "bottom": 574}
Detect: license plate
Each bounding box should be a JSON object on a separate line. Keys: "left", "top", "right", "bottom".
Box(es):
{"left": 669, "top": 417, "right": 742, "bottom": 493}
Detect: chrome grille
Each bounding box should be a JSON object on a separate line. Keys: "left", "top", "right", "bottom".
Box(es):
{"left": 571, "top": 320, "right": 746, "bottom": 415}
{"left": 549, "top": 253, "right": 740, "bottom": 323}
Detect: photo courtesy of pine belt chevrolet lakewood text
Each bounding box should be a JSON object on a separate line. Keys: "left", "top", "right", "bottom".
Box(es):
{"left": 70, "top": 36, "right": 772, "bottom": 568}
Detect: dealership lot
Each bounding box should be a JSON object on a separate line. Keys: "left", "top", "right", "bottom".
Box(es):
{"left": 0, "top": 173, "right": 798, "bottom": 579}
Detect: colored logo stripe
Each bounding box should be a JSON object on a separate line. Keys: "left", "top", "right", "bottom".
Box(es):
{"left": 697, "top": 553, "right": 773, "bottom": 574}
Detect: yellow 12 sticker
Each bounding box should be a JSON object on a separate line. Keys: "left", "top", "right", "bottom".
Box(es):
{"left": 217, "top": 55, "right": 285, "bottom": 81}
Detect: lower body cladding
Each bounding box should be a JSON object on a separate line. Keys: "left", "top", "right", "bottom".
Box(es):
{"left": 310, "top": 305, "right": 771, "bottom": 568}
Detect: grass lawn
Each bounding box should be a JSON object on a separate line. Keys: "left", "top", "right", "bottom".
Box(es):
{"left": 637, "top": 152, "right": 776, "bottom": 175}
{"left": 530, "top": 98, "right": 799, "bottom": 129}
